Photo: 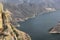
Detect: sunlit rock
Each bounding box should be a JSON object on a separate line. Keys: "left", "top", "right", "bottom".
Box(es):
{"left": 49, "top": 22, "right": 60, "bottom": 34}
{"left": 45, "top": 8, "right": 56, "bottom": 12}
{"left": 0, "top": 3, "right": 31, "bottom": 40}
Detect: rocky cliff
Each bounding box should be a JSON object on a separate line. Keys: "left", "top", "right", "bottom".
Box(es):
{"left": 0, "top": 3, "right": 31, "bottom": 40}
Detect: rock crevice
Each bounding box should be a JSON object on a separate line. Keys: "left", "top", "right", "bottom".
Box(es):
{"left": 0, "top": 3, "right": 31, "bottom": 40}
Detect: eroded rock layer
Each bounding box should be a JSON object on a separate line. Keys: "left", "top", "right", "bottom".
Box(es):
{"left": 49, "top": 23, "right": 60, "bottom": 34}
{"left": 0, "top": 3, "right": 31, "bottom": 40}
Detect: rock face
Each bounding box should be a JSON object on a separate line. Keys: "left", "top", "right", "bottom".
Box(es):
{"left": 0, "top": 3, "right": 31, "bottom": 40}
{"left": 49, "top": 22, "right": 60, "bottom": 34}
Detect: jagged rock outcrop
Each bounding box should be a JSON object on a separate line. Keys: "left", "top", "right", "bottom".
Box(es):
{"left": 49, "top": 22, "right": 60, "bottom": 34}
{"left": 0, "top": 3, "right": 31, "bottom": 40}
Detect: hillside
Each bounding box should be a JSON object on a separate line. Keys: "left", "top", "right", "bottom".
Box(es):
{"left": 1, "top": 0, "right": 60, "bottom": 22}
{"left": 2, "top": 2, "right": 56, "bottom": 22}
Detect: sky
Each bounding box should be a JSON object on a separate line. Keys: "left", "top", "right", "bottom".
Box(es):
{"left": 0, "top": 0, "right": 60, "bottom": 7}
{"left": 0, "top": 0, "right": 60, "bottom": 4}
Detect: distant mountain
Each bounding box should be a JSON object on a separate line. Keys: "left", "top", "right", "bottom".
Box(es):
{"left": 2, "top": 0, "right": 60, "bottom": 9}
{"left": 1, "top": 0, "right": 60, "bottom": 8}
{"left": 3, "top": 3, "right": 37, "bottom": 22}
{"left": 1, "top": 0, "right": 60, "bottom": 22}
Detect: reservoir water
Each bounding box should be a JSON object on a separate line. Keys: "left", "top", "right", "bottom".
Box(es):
{"left": 19, "top": 10, "right": 60, "bottom": 40}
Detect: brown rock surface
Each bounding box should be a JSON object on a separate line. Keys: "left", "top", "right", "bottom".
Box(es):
{"left": 0, "top": 3, "right": 31, "bottom": 40}
{"left": 49, "top": 23, "right": 60, "bottom": 34}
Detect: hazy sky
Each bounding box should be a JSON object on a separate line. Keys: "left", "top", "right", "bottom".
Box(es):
{"left": 0, "top": 0, "right": 60, "bottom": 4}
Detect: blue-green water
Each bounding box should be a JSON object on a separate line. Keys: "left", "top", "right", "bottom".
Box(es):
{"left": 19, "top": 10, "right": 60, "bottom": 40}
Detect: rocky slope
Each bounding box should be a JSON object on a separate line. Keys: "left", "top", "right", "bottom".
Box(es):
{"left": 0, "top": 0, "right": 59, "bottom": 22}
{"left": 2, "top": 2, "right": 56, "bottom": 22}
{"left": 0, "top": 3, "right": 31, "bottom": 40}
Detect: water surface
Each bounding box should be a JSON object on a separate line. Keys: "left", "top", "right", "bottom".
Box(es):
{"left": 19, "top": 10, "right": 60, "bottom": 40}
